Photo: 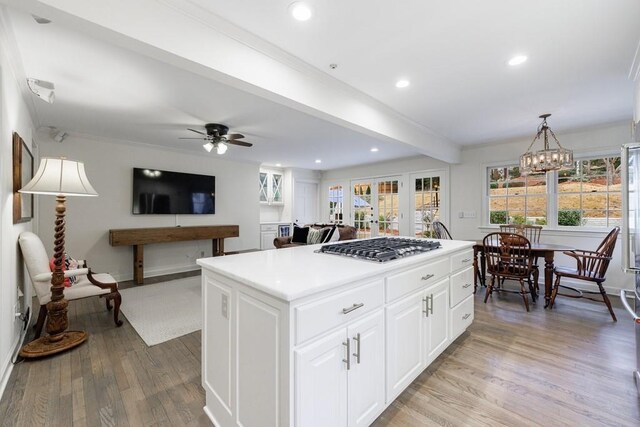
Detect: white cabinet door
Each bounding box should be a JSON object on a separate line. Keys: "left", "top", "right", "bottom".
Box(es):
{"left": 295, "top": 329, "right": 348, "bottom": 427}
{"left": 347, "top": 310, "right": 385, "bottom": 427}
{"left": 385, "top": 290, "right": 424, "bottom": 403}
{"left": 423, "top": 278, "right": 450, "bottom": 364}
{"left": 260, "top": 231, "right": 277, "bottom": 250}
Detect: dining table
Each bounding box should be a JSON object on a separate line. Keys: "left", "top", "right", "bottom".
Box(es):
{"left": 472, "top": 240, "right": 575, "bottom": 308}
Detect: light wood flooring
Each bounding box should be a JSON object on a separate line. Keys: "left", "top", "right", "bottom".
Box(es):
{"left": 1, "top": 273, "right": 638, "bottom": 426}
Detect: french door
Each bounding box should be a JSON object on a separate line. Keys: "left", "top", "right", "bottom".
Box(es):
{"left": 352, "top": 177, "right": 400, "bottom": 238}
{"left": 410, "top": 172, "right": 446, "bottom": 238}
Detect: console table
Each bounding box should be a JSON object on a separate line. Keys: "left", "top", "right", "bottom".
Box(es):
{"left": 109, "top": 225, "right": 239, "bottom": 284}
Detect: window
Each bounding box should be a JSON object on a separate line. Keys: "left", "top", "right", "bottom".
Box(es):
{"left": 488, "top": 166, "right": 547, "bottom": 225}
{"left": 328, "top": 185, "right": 344, "bottom": 223}
{"left": 413, "top": 175, "right": 442, "bottom": 237}
{"left": 486, "top": 155, "right": 621, "bottom": 228}
{"left": 557, "top": 157, "right": 621, "bottom": 227}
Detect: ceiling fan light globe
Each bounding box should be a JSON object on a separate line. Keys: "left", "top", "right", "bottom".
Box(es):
{"left": 203, "top": 142, "right": 214, "bottom": 152}
{"left": 216, "top": 142, "right": 228, "bottom": 155}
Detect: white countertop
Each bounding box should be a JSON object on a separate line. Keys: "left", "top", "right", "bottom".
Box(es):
{"left": 197, "top": 238, "right": 475, "bottom": 302}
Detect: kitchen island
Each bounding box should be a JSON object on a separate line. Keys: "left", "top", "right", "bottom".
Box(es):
{"left": 197, "top": 238, "right": 475, "bottom": 427}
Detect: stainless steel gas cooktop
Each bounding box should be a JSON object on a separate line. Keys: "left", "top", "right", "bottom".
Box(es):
{"left": 317, "top": 237, "right": 441, "bottom": 263}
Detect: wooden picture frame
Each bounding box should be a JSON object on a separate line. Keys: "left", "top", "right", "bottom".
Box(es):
{"left": 13, "top": 132, "right": 33, "bottom": 224}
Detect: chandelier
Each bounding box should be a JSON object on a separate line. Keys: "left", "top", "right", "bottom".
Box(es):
{"left": 519, "top": 114, "right": 573, "bottom": 174}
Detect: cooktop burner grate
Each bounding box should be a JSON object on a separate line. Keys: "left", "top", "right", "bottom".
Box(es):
{"left": 316, "top": 237, "right": 441, "bottom": 263}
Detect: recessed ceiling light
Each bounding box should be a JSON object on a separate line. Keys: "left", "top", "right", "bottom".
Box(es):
{"left": 370, "top": 147, "right": 379, "bottom": 152}
{"left": 276, "top": 163, "right": 282, "bottom": 167}
{"left": 290, "top": 2, "right": 312, "bottom": 21}
{"left": 395, "top": 79, "right": 410, "bottom": 88}
{"left": 315, "top": 159, "right": 321, "bottom": 164}
{"left": 508, "top": 55, "right": 528, "bottom": 66}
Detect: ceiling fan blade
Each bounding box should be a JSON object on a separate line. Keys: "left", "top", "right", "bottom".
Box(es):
{"left": 226, "top": 139, "right": 252, "bottom": 147}
{"left": 187, "top": 128, "right": 207, "bottom": 136}
{"left": 225, "top": 133, "right": 245, "bottom": 140}
{"left": 179, "top": 137, "right": 206, "bottom": 140}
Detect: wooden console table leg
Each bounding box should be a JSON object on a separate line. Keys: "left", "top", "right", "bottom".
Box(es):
{"left": 212, "top": 238, "right": 225, "bottom": 256}
{"left": 133, "top": 245, "right": 144, "bottom": 285}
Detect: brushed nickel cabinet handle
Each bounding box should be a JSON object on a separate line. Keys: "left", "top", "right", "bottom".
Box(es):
{"left": 421, "top": 274, "right": 435, "bottom": 281}
{"left": 429, "top": 294, "right": 434, "bottom": 315}
{"left": 342, "top": 303, "right": 364, "bottom": 314}
{"left": 461, "top": 258, "right": 472, "bottom": 263}
{"left": 462, "top": 313, "right": 471, "bottom": 320}
{"left": 462, "top": 283, "right": 472, "bottom": 289}
{"left": 353, "top": 333, "right": 361, "bottom": 364}
{"left": 343, "top": 340, "right": 351, "bottom": 370}
{"left": 422, "top": 297, "right": 429, "bottom": 317}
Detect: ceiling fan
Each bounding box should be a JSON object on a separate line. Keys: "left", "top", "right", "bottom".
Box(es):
{"left": 180, "top": 123, "right": 253, "bottom": 154}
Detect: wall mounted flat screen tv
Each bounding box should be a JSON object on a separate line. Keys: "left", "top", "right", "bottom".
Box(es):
{"left": 132, "top": 168, "right": 215, "bottom": 214}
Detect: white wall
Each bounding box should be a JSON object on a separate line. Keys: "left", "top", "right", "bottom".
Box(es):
{"left": 0, "top": 33, "right": 35, "bottom": 399}
{"left": 38, "top": 135, "right": 260, "bottom": 281}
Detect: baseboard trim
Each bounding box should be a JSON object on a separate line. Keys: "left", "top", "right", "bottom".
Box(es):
{"left": 0, "top": 326, "right": 26, "bottom": 403}
{"left": 111, "top": 264, "right": 201, "bottom": 282}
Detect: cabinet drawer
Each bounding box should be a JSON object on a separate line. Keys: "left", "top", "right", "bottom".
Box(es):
{"left": 386, "top": 257, "right": 449, "bottom": 303}
{"left": 450, "top": 249, "right": 474, "bottom": 273}
{"left": 450, "top": 267, "right": 474, "bottom": 308}
{"left": 295, "top": 280, "right": 383, "bottom": 345}
{"left": 261, "top": 224, "right": 278, "bottom": 232}
{"left": 450, "top": 294, "right": 474, "bottom": 340}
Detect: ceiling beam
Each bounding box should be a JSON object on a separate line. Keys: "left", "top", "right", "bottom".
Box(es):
{"left": 7, "top": 0, "right": 461, "bottom": 163}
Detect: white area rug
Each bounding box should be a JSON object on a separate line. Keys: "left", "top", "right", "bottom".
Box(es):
{"left": 119, "top": 276, "right": 201, "bottom": 346}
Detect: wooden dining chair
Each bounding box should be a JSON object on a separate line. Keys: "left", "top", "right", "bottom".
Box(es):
{"left": 432, "top": 221, "right": 452, "bottom": 239}
{"left": 549, "top": 227, "right": 620, "bottom": 321}
{"left": 483, "top": 232, "right": 536, "bottom": 311}
{"left": 499, "top": 224, "right": 542, "bottom": 291}
{"left": 499, "top": 224, "right": 542, "bottom": 243}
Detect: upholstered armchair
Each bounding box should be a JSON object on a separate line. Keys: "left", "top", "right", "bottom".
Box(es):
{"left": 18, "top": 231, "right": 123, "bottom": 338}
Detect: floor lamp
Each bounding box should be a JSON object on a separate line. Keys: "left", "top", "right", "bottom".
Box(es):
{"left": 18, "top": 157, "right": 98, "bottom": 358}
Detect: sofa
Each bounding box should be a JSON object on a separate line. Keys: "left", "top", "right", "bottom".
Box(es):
{"left": 274, "top": 223, "right": 358, "bottom": 249}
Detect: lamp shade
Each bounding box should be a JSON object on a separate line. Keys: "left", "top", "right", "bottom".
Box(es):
{"left": 19, "top": 157, "right": 98, "bottom": 196}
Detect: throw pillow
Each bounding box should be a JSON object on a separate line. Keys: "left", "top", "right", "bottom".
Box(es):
{"left": 49, "top": 253, "right": 80, "bottom": 287}
{"left": 307, "top": 228, "right": 324, "bottom": 245}
{"left": 321, "top": 225, "right": 340, "bottom": 243}
{"left": 291, "top": 226, "right": 310, "bottom": 244}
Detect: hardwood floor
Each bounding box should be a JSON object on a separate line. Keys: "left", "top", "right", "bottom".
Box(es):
{"left": 1, "top": 274, "right": 638, "bottom": 426}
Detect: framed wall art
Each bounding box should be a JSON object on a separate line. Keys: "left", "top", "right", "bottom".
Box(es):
{"left": 13, "top": 132, "right": 33, "bottom": 224}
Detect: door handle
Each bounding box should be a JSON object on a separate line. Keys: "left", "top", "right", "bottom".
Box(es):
{"left": 620, "top": 290, "right": 640, "bottom": 324}
{"left": 421, "top": 274, "right": 435, "bottom": 281}
{"left": 462, "top": 283, "right": 472, "bottom": 289}
{"left": 422, "top": 296, "right": 429, "bottom": 317}
{"left": 352, "top": 333, "right": 361, "bottom": 364}
{"left": 343, "top": 340, "right": 351, "bottom": 370}
{"left": 429, "top": 294, "right": 434, "bottom": 315}
{"left": 461, "top": 258, "right": 472, "bottom": 263}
